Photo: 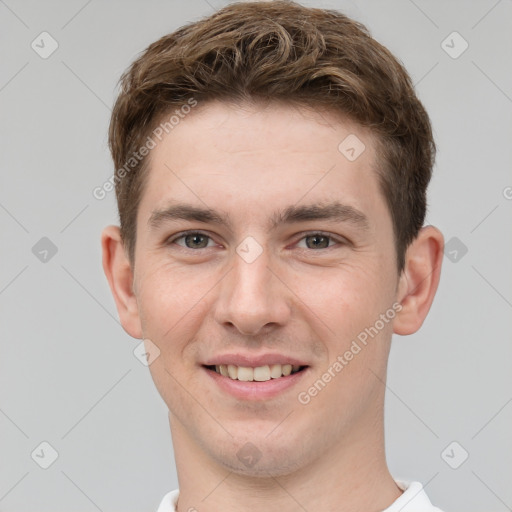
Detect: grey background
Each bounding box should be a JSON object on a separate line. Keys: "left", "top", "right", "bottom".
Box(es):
{"left": 0, "top": 1, "right": 511, "bottom": 511}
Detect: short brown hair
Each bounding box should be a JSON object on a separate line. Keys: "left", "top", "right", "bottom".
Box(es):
{"left": 108, "top": 0, "right": 435, "bottom": 273}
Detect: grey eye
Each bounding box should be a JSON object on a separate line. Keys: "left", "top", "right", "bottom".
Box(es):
{"left": 298, "top": 234, "right": 334, "bottom": 249}
{"left": 174, "top": 233, "right": 213, "bottom": 249}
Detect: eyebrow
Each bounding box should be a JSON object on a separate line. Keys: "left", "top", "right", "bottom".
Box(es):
{"left": 148, "top": 201, "right": 370, "bottom": 232}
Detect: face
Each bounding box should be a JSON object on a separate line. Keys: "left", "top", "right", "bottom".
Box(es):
{"left": 130, "top": 100, "right": 402, "bottom": 475}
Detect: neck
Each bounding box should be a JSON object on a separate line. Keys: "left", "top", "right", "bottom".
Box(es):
{"left": 169, "top": 407, "right": 403, "bottom": 512}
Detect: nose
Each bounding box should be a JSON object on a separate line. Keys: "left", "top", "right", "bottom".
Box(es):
{"left": 214, "top": 247, "right": 291, "bottom": 336}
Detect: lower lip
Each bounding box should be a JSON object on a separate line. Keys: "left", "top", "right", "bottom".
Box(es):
{"left": 203, "top": 366, "right": 309, "bottom": 400}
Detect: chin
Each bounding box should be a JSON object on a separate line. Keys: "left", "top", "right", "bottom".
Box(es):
{"left": 207, "top": 433, "right": 310, "bottom": 478}
{"left": 218, "top": 452, "right": 306, "bottom": 478}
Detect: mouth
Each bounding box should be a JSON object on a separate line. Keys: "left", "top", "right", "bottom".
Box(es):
{"left": 204, "top": 363, "right": 308, "bottom": 382}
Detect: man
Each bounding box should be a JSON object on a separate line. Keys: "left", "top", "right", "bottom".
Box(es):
{"left": 101, "top": 1, "right": 445, "bottom": 510}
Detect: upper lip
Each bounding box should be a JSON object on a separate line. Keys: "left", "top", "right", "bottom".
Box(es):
{"left": 202, "top": 353, "right": 309, "bottom": 367}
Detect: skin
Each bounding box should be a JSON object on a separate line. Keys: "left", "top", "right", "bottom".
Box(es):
{"left": 102, "top": 100, "right": 444, "bottom": 512}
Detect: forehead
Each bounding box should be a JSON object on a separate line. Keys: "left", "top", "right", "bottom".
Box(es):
{"left": 138, "top": 100, "right": 386, "bottom": 228}
{"left": 151, "top": 100, "right": 376, "bottom": 167}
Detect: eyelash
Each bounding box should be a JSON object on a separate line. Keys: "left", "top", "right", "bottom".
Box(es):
{"left": 166, "top": 230, "right": 347, "bottom": 251}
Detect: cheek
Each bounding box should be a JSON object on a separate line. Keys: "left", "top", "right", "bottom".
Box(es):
{"left": 135, "top": 261, "right": 222, "bottom": 370}
{"left": 295, "top": 260, "right": 388, "bottom": 336}
{"left": 136, "top": 266, "right": 212, "bottom": 408}
{"left": 138, "top": 258, "right": 207, "bottom": 311}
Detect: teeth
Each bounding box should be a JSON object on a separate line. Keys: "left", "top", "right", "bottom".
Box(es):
{"left": 227, "top": 364, "right": 238, "bottom": 379}
{"left": 237, "top": 366, "right": 253, "bottom": 381}
{"left": 213, "top": 363, "right": 303, "bottom": 381}
{"left": 253, "top": 365, "right": 270, "bottom": 381}
{"left": 269, "top": 364, "right": 282, "bottom": 379}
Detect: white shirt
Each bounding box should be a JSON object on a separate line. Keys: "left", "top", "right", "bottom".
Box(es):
{"left": 155, "top": 479, "right": 444, "bottom": 511}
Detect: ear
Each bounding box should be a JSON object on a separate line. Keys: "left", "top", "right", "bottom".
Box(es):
{"left": 101, "top": 225, "right": 142, "bottom": 339}
{"left": 393, "top": 225, "right": 444, "bottom": 335}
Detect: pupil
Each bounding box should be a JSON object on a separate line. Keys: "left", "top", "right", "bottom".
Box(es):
{"left": 186, "top": 234, "right": 208, "bottom": 248}
{"left": 307, "top": 235, "right": 328, "bottom": 249}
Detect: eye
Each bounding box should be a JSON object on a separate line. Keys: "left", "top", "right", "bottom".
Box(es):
{"left": 295, "top": 232, "right": 344, "bottom": 250}
{"left": 169, "top": 231, "right": 216, "bottom": 249}
{"left": 167, "top": 230, "right": 347, "bottom": 251}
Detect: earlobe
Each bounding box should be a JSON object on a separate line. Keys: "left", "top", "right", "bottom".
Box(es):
{"left": 393, "top": 226, "right": 444, "bottom": 336}
{"left": 101, "top": 225, "right": 142, "bottom": 339}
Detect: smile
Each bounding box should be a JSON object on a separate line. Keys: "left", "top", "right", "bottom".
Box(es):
{"left": 206, "top": 364, "right": 306, "bottom": 382}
